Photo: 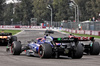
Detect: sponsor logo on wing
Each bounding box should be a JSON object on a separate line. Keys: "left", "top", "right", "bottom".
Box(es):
{"left": 78, "top": 37, "right": 89, "bottom": 40}
{"left": 36, "top": 44, "right": 40, "bottom": 46}
{"left": 56, "top": 43, "right": 60, "bottom": 45}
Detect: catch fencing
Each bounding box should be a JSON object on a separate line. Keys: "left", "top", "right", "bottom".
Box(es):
{"left": 46, "top": 21, "right": 100, "bottom": 31}
{"left": 1, "top": 21, "right": 100, "bottom": 31}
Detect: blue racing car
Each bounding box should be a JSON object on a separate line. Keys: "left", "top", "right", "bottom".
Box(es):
{"left": 10, "top": 30, "right": 83, "bottom": 59}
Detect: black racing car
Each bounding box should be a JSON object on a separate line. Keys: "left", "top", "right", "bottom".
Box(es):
{"left": 68, "top": 34, "right": 100, "bottom": 55}
{"left": 0, "top": 33, "right": 17, "bottom": 46}
{"left": 45, "top": 30, "right": 54, "bottom": 34}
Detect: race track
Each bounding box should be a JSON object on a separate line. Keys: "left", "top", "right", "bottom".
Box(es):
{"left": 0, "top": 30, "right": 100, "bottom": 66}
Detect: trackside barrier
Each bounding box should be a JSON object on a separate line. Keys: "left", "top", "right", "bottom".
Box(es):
{"left": 91, "top": 31, "right": 100, "bottom": 36}
{"left": 31, "top": 26, "right": 42, "bottom": 29}
{"left": 0, "top": 25, "right": 15, "bottom": 28}
{"left": 69, "top": 29, "right": 71, "bottom": 33}
{"left": 84, "top": 30, "right": 91, "bottom": 35}
{"left": 65, "top": 29, "right": 69, "bottom": 32}
{"left": 64, "top": 28, "right": 100, "bottom": 36}
{"left": 77, "top": 30, "right": 84, "bottom": 34}
{"left": 0, "top": 25, "right": 42, "bottom": 29}
{"left": 72, "top": 30, "right": 76, "bottom": 33}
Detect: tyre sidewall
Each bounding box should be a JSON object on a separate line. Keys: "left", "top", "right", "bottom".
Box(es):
{"left": 11, "top": 41, "right": 21, "bottom": 55}
{"left": 72, "top": 43, "right": 83, "bottom": 59}
{"left": 38, "top": 43, "right": 52, "bottom": 58}
{"left": 90, "top": 42, "right": 100, "bottom": 55}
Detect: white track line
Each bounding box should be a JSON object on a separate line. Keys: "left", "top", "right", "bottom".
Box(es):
{"left": 14, "top": 30, "right": 24, "bottom": 36}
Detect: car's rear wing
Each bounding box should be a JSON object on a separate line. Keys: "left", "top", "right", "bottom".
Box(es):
{"left": 0, "top": 33, "right": 12, "bottom": 36}
{"left": 74, "top": 37, "right": 94, "bottom": 41}
{"left": 53, "top": 37, "right": 78, "bottom": 43}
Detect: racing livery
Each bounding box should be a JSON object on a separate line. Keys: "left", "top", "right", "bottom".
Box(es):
{"left": 0, "top": 33, "right": 17, "bottom": 46}
{"left": 10, "top": 30, "right": 83, "bottom": 59}
{"left": 68, "top": 34, "right": 100, "bottom": 55}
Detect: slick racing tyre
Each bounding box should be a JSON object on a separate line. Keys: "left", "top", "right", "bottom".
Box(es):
{"left": 11, "top": 41, "right": 22, "bottom": 55}
{"left": 90, "top": 42, "right": 100, "bottom": 55}
{"left": 38, "top": 43, "right": 52, "bottom": 58}
{"left": 71, "top": 43, "right": 83, "bottom": 59}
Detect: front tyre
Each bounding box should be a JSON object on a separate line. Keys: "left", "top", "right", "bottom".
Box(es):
{"left": 38, "top": 43, "right": 52, "bottom": 58}
{"left": 11, "top": 41, "right": 22, "bottom": 55}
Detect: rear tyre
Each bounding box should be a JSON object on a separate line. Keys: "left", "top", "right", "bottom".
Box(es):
{"left": 71, "top": 43, "right": 83, "bottom": 59}
{"left": 38, "top": 43, "right": 52, "bottom": 58}
{"left": 90, "top": 42, "right": 100, "bottom": 55}
{"left": 11, "top": 41, "right": 21, "bottom": 55}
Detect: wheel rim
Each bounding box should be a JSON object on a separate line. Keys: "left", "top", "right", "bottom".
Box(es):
{"left": 38, "top": 46, "right": 43, "bottom": 57}
{"left": 11, "top": 43, "right": 14, "bottom": 54}
{"left": 90, "top": 44, "right": 93, "bottom": 54}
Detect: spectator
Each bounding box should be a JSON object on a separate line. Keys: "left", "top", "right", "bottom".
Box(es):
{"left": 78, "top": 24, "right": 81, "bottom": 30}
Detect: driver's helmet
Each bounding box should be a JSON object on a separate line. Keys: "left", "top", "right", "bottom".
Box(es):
{"left": 37, "top": 37, "right": 45, "bottom": 42}
{"left": 70, "top": 34, "right": 72, "bottom": 36}
{"left": 36, "top": 38, "right": 42, "bottom": 42}
{"left": 68, "top": 34, "right": 74, "bottom": 38}
{"left": 45, "top": 35, "right": 53, "bottom": 42}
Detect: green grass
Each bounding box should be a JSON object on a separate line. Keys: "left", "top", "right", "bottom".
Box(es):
{"left": 0, "top": 29, "right": 21, "bottom": 35}
{"left": 61, "top": 31, "right": 100, "bottom": 39}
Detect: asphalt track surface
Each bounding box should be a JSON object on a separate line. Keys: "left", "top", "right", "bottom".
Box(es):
{"left": 0, "top": 30, "right": 100, "bottom": 66}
